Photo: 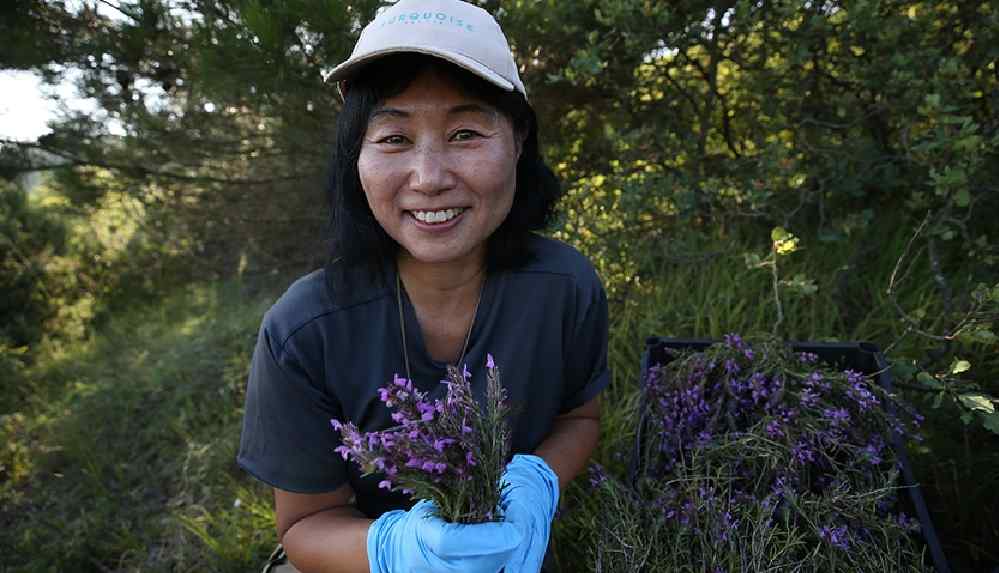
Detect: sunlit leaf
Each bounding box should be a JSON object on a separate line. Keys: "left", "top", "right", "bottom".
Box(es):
{"left": 959, "top": 394, "right": 996, "bottom": 415}
{"left": 951, "top": 360, "right": 971, "bottom": 374}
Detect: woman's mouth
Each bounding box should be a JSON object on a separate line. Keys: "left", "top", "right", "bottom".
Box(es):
{"left": 409, "top": 207, "right": 466, "bottom": 225}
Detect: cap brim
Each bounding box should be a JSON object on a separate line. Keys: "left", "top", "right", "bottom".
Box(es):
{"left": 328, "top": 46, "right": 515, "bottom": 99}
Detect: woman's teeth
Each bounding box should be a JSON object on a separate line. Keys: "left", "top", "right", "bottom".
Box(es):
{"left": 412, "top": 208, "right": 464, "bottom": 224}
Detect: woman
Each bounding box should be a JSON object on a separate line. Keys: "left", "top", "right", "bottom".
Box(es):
{"left": 237, "top": 1, "right": 610, "bottom": 571}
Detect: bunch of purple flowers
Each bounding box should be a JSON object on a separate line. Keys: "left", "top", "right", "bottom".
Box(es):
{"left": 571, "top": 335, "right": 931, "bottom": 572}
{"left": 331, "top": 355, "right": 511, "bottom": 524}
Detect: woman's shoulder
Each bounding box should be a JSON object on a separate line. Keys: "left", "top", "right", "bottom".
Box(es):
{"left": 260, "top": 269, "right": 333, "bottom": 347}
{"left": 516, "top": 234, "right": 603, "bottom": 288}
{"left": 261, "top": 264, "right": 391, "bottom": 349}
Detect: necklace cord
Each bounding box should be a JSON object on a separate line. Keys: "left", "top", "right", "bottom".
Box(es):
{"left": 396, "top": 269, "right": 483, "bottom": 382}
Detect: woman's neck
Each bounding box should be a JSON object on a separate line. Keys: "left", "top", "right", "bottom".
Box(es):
{"left": 397, "top": 248, "right": 487, "bottom": 306}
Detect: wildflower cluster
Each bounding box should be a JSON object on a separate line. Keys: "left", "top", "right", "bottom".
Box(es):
{"left": 331, "top": 356, "right": 511, "bottom": 524}
{"left": 576, "top": 335, "right": 931, "bottom": 572}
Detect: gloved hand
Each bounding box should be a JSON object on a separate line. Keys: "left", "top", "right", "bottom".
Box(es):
{"left": 499, "top": 454, "right": 560, "bottom": 573}
{"left": 367, "top": 499, "right": 522, "bottom": 573}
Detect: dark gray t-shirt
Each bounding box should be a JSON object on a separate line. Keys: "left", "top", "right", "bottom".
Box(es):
{"left": 237, "top": 234, "right": 610, "bottom": 518}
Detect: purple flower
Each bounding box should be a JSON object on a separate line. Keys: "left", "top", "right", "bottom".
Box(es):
{"left": 771, "top": 474, "right": 789, "bottom": 496}
{"left": 378, "top": 479, "right": 392, "bottom": 490}
{"left": 861, "top": 441, "right": 883, "bottom": 465}
{"left": 846, "top": 372, "right": 880, "bottom": 411}
{"left": 417, "top": 401, "right": 436, "bottom": 421}
{"left": 749, "top": 372, "right": 769, "bottom": 403}
{"left": 718, "top": 511, "right": 738, "bottom": 542}
{"left": 766, "top": 419, "right": 784, "bottom": 438}
{"left": 822, "top": 407, "right": 850, "bottom": 427}
{"left": 792, "top": 441, "right": 815, "bottom": 465}
{"left": 819, "top": 525, "right": 850, "bottom": 550}
{"left": 800, "top": 388, "right": 819, "bottom": 407}
{"left": 804, "top": 371, "right": 830, "bottom": 392}
{"left": 897, "top": 512, "right": 921, "bottom": 533}
{"left": 378, "top": 387, "right": 392, "bottom": 405}
{"left": 724, "top": 332, "right": 754, "bottom": 360}
{"left": 724, "top": 359, "right": 740, "bottom": 376}
{"left": 588, "top": 464, "right": 609, "bottom": 488}
{"left": 334, "top": 445, "right": 351, "bottom": 460}
{"left": 487, "top": 353, "right": 496, "bottom": 369}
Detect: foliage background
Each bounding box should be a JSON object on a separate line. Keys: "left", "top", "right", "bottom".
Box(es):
{"left": 1, "top": 0, "right": 997, "bottom": 571}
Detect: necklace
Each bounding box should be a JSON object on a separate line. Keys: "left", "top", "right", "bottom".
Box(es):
{"left": 396, "top": 267, "right": 484, "bottom": 383}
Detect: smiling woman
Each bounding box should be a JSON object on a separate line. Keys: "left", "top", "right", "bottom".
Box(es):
{"left": 236, "top": 2, "right": 610, "bottom": 573}
{"left": 356, "top": 64, "right": 522, "bottom": 267}
{"left": 329, "top": 51, "right": 559, "bottom": 275}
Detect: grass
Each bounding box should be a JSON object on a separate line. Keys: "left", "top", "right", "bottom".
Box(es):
{"left": 0, "top": 281, "right": 279, "bottom": 572}
{"left": 2, "top": 228, "right": 997, "bottom": 571}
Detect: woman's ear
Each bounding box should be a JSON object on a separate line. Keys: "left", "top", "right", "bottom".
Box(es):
{"left": 515, "top": 129, "right": 528, "bottom": 159}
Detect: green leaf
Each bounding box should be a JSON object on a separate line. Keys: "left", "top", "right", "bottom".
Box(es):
{"left": 958, "top": 393, "right": 996, "bottom": 414}
{"left": 982, "top": 412, "right": 999, "bottom": 436}
{"left": 954, "top": 189, "right": 971, "bottom": 207}
{"left": 780, "top": 274, "right": 818, "bottom": 295}
{"left": 917, "top": 371, "right": 942, "bottom": 389}
{"left": 744, "top": 252, "right": 764, "bottom": 269}
{"left": 951, "top": 359, "right": 971, "bottom": 374}
{"left": 890, "top": 361, "right": 918, "bottom": 381}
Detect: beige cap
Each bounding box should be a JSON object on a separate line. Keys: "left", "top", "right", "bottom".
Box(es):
{"left": 328, "top": 0, "right": 526, "bottom": 98}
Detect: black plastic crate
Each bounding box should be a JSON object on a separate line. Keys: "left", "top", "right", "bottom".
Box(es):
{"left": 630, "top": 337, "right": 950, "bottom": 573}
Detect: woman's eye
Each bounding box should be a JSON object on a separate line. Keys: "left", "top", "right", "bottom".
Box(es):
{"left": 377, "top": 134, "right": 408, "bottom": 145}
{"left": 451, "top": 129, "right": 482, "bottom": 142}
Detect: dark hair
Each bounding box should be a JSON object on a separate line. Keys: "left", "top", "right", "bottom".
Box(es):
{"left": 325, "top": 53, "right": 562, "bottom": 279}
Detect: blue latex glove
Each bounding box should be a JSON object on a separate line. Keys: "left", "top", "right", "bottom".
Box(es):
{"left": 367, "top": 499, "right": 522, "bottom": 573}
{"left": 499, "top": 454, "right": 560, "bottom": 573}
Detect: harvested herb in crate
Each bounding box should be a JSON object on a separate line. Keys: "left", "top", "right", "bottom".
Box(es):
{"left": 585, "top": 335, "right": 933, "bottom": 572}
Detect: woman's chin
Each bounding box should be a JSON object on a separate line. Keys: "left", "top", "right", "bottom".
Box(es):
{"left": 399, "top": 241, "right": 484, "bottom": 267}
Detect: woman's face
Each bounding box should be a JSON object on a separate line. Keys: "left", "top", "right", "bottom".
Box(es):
{"left": 357, "top": 67, "right": 521, "bottom": 266}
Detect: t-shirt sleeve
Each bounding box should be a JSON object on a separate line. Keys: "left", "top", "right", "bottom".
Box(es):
{"left": 561, "top": 266, "right": 611, "bottom": 413}
{"left": 237, "top": 315, "right": 348, "bottom": 493}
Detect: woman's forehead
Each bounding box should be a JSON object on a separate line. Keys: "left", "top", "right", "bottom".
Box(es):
{"left": 378, "top": 67, "right": 493, "bottom": 109}
{"left": 369, "top": 69, "right": 504, "bottom": 124}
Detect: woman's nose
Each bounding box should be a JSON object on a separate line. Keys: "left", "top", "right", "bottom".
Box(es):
{"left": 409, "top": 143, "right": 454, "bottom": 195}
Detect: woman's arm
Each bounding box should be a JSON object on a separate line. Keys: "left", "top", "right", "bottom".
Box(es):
{"left": 533, "top": 394, "right": 601, "bottom": 490}
{"left": 275, "top": 483, "right": 373, "bottom": 573}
